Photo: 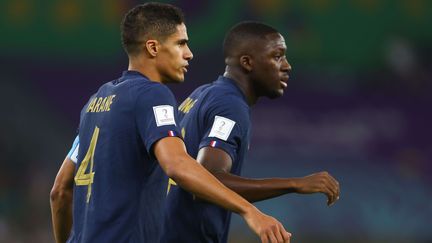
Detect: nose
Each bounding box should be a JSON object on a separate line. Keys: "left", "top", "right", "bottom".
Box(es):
{"left": 281, "top": 58, "right": 291, "bottom": 72}
{"left": 185, "top": 45, "right": 193, "bottom": 61}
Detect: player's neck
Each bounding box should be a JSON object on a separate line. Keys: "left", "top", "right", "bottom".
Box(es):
{"left": 223, "top": 67, "right": 257, "bottom": 106}
{"left": 128, "top": 58, "right": 163, "bottom": 84}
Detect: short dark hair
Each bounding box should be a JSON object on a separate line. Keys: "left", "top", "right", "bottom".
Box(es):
{"left": 223, "top": 21, "right": 279, "bottom": 58}
{"left": 121, "top": 2, "right": 185, "bottom": 56}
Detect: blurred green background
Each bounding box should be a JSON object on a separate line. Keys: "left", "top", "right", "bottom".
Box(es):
{"left": 1, "top": 0, "right": 431, "bottom": 242}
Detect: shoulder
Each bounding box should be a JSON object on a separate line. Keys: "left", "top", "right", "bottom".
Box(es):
{"left": 135, "top": 81, "right": 174, "bottom": 99}
{"left": 204, "top": 92, "right": 250, "bottom": 129}
{"left": 207, "top": 89, "right": 248, "bottom": 115}
{"left": 121, "top": 78, "right": 176, "bottom": 106}
{"left": 134, "top": 82, "right": 177, "bottom": 112}
{"left": 149, "top": 82, "right": 175, "bottom": 99}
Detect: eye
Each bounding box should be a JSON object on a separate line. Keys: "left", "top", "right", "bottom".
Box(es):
{"left": 274, "top": 55, "right": 282, "bottom": 61}
{"left": 275, "top": 54, "right": 287, "bottom": 62}
{"left": 178, "top": 40, "right": 188, "bottom": 46}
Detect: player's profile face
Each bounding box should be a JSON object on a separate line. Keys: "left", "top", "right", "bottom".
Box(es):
{"left": 156, "top": 23, "right": 193, "bottom": 84}
{"left": 253, "top": 33, "right": 291, "bottom": 99}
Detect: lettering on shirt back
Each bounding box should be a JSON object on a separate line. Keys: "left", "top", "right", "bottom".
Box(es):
{"left": 178, "top": 97, "right": 197, "bottom": 114}
{"left": 86, "top": 95, "right": 116, "bottom": 113}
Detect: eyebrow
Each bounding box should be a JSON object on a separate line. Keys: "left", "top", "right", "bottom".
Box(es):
{"left": 177, "top": 39, "right": 189, "bottom": 44}
{"left": 272, "top": 47, "right": 286, "bottom": 53}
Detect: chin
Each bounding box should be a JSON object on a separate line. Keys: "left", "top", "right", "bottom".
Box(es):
{"left": 177, "top": 77, "right": 185, "bottom": 83}
{"left": 165, "top": 75, "right": 185, "bottom": 84}
{"left": 176, "top": 74, "right": 186, "bottom": 83}
{"left": 266, "top": 89, "right": 284, "bottom": 99}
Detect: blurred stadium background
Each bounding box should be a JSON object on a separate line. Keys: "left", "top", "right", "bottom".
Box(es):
{"left": 1, "top": 0, "right": 431, "bottom": 242}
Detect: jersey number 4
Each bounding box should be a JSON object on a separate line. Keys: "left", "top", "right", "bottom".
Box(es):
{"left": 74, "top": 127, "right": 99, "bottom": 203}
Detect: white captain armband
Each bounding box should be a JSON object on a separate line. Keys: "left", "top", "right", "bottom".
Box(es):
{"left": 67, "top": 136, "right": 79, "bottom": 164}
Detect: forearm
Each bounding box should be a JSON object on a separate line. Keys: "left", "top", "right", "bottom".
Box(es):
{"left": 50, "top": 157, "right": 75, "bottom": 243}
{"left": 156, "top": 137, "right": 256, "bottom": 216}
{"left": 50, "top": 194, "right": 73, "bottom": 243}
{"left": 167, "top": 155, "right": 255, "bottom": 216}
{"left": 212, "top": 172, "right": 299, "bottom": 202}
{"left": 50, "top": 189, "right": 73, "bottom": 243}
{"left": 155, "top": 137, "right": 292, "bottom": 240}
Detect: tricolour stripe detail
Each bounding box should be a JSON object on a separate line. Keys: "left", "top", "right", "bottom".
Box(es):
{"left": 210, "top": 140, "right": 217, "bottom": 147}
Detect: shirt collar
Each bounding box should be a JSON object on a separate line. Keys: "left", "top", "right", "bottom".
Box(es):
{"left": 122, "top": 70, "right": 150, "bottom": 80}
{"left": 114, "top": 70, "right": 151, "bottom": 85}
{"left": 215, "top": 75, "right": 248, "bottom": 105}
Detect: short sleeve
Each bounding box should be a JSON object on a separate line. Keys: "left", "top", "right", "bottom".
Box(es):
{"left": 66, "top": 135, "right": 79, "bottom": 164}
{"left": 198, "top": 98, "right": 249, "bottom": 163}
{"left": 135, "top": 84, "right": 182, "bottom": 154}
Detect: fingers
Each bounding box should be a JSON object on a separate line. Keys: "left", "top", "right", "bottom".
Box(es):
{"left": 261, "top": 232, "right": 286, "bottom": 243}
{"left": 261, "top": 224, "right": 292, "bottom": 243}
{"left": 274, "top": 224, "right": 284, "bottom": 243}
{"left": 279, "top": 223, "right": 292, "bottom": 243}
{"left": 284, "top": 232, "right": 291, "bottom": 243}
{"left": 328, "top": 174, "right": 340, "bottom": 206}
{"left": 268, "top": 230, "right": 278, "bottom": 243}
{"left": 261, "top": 234, "right": 269, "bottom": 243}
{"left": 315, "top": 171, "right": 339, "bottom": 206}
{"left": 325, "top": 173, "right": 340, "bottom": 206}
{"left": 244, "top": 206, "right": 292, "bottom": 243}
{"left": 326, "top": 182, "right": 338, "bottom": 206}
{"left": 326, "top": 180, "right": 338, "bottom": 206}
{"left": 285, "top": 233, "right": 291, "bottom": 242}
{"left": 329, "top": 175, "right": 340, "bottom": 201}
{"left": 300, "top": 171, "right": 341, "bottom": 206}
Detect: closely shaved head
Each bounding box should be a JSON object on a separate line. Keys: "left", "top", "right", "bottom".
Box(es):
{"left": 223, "top": 21, "right": 279, "bottom": 59}
{"left": 121, "top": 2, "right": 185, "bottom": 56}
{"left": 222, "top": 21, "right": 290, "bottom": 101}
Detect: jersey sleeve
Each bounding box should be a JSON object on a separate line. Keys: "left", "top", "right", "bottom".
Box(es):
{"left": 135, "top": 84, "right": 182, "bottom": 155}
{"left": 66, "top": 135, "right": 79, "bottom": 164}
{"left": 198, "top": 98, "right": 249, "bottom": 163}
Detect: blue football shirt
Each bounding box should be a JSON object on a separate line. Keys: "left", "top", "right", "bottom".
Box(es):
{"left": 162, "top": 76, "right": 251, "bottom": 243}
{"left": 67, "top": 71, "right": 181, "bottom": 243}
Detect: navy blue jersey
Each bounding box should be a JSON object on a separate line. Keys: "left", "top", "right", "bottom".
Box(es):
{"left": 162, "top": 76, "right": 251, "bottom": 243}
{"left": 68, "top": 71, "right": 181, "bottom": 243}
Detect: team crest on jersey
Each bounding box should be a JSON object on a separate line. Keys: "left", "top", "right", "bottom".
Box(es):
{"left": 153, "top": 105, "right": 176, "bottom": 127}
{"left": 208, "top": 116, "right": 235, "bottom": 141}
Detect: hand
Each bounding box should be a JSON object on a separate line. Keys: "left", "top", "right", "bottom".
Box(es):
{"left": 242, "top": 206, "right": 291, "bottom": 243}
{"left": 294, "top": 171, "right": 340, "bottom": 206}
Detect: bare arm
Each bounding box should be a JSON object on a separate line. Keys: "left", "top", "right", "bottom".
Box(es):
{"left": 50, "top": 157, "right": 75, "bottom": 243}
{"left": 154, "top": 137, "right": 291, "bottom": 243}
{"left": 197, "top": 147, "right": 340, "bottom": 205}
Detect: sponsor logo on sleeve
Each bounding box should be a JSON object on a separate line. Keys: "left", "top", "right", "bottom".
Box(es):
{"left": 208, "top": 116, "right": 235, "bottom": 141}
{"left": 153, "top": 105, "right": 176, "bottom": 127}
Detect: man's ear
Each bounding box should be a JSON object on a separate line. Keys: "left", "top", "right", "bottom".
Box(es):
{"left": 239, "top": 55, "right": 253, "bottom": 72}
{"left": 145, "top": 40, "right": 159, "bottom": 57}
